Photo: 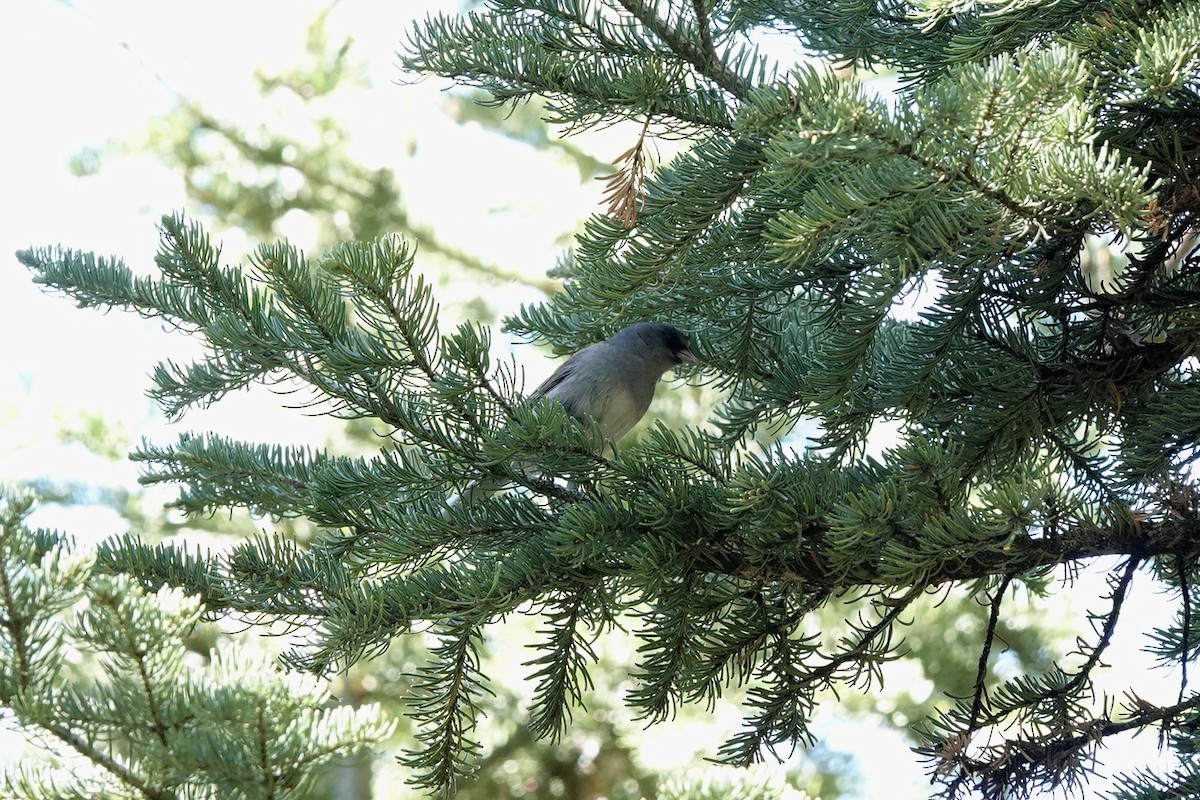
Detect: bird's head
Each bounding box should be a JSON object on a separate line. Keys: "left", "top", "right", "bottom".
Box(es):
{"left": 616, "top": 322, "right": 699, "bottom": 369}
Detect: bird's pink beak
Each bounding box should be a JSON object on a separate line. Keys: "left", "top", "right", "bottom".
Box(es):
{"left": 678, "top": 348, "right": 699, "bottom": 365}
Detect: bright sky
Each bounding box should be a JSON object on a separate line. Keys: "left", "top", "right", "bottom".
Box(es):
{"left": 0, "top": 0, "right": 583, "bottom": 531}
{"left": 0, "top": 3, "right": 1182, "bottom": 798}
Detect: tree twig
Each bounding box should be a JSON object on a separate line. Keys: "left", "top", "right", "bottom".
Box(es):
{"left": 969, "top": 573, "right": 1013, "bottom": 732}
{"left": 937, "top": 692, "right": 1200, "bottom": 798}
{"left": 614, "top": 0, "right": 749, "bottom": 100}
{"left": 717, "top": 517, "right": 1185, "bottom": 589}
{"left": 691, "top": 0, "right": 717, "bottom": 70}
{"left": 1180, "top": 554, "right": 1191, "bottom": 705}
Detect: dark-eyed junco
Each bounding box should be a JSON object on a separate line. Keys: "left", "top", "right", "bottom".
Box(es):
{"left": 449, "top": 322, "right": 698, "bottom": 506}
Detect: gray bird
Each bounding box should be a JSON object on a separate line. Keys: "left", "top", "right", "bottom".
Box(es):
{"left": 449, "top": 322, "right": 698, "bottom": 506}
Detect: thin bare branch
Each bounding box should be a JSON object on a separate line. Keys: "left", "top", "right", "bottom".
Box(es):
{"left": 969, "top": 573, "right": 1014, "bottom": 731}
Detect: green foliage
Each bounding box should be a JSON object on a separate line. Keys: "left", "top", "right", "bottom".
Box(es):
{"left": 0, "top": 488, "right": 392, "bottom": 800}
{"left": 14, "top": 0, "right": 1200, "bottom": 797}
{"left": 658, "top": 765, "right": 811, "bottom": 799}
{"left": 402, "top": 0, "right": 761, "bottom": 132}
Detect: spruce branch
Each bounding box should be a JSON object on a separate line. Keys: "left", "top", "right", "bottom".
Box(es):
{"left": 613, "top": 0, "right": 749, "bottom": 101}
{"left": 1, "top": 499, "right": 168, "bottom": 798}
{"left": 931, "top": 693, "right": 1200, "bottom": 800}
{"left": 401, "top": 4, "right": 735, "bottom": 132}
{"left": 922, "top": 558, "right": 1142, "bottom": 798}
{"left": 402, "top": 618, "right": 489, "bottom": 794}
{"left": 716, "top": 513, "right": 1186, "bottom": 590}
{"left": 717, "top": 583, "right": 924, "bottom": 766}
{"left": 525, "top": 588, "right": 603, "bottom": 740}
{"left": 1, "top": 492, "right": 390, "bottom": 798}
{"left": 43, "top": 721, "right": 170, "bottom": 800}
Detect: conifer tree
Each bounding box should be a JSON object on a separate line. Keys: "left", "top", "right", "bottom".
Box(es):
{"left": 0, "top": 489, "right": 392, "bottom": 799}
{"left": 15, "top": 0, "right": 1200, "bottom": 797}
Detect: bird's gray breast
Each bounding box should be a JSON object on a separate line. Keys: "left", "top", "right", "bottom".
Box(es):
{"left": 592, "top": 384, "right": 650, "bottom": 442}
{"left": 546, "top": 345, "right": 658, "bottom": 443}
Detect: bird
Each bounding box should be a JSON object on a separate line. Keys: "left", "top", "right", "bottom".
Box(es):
{"left": 531, "top": 322, "right": 699, "bottom": 442}
{"left": 448, "top": 322, "right": 698, "bottom": 507}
